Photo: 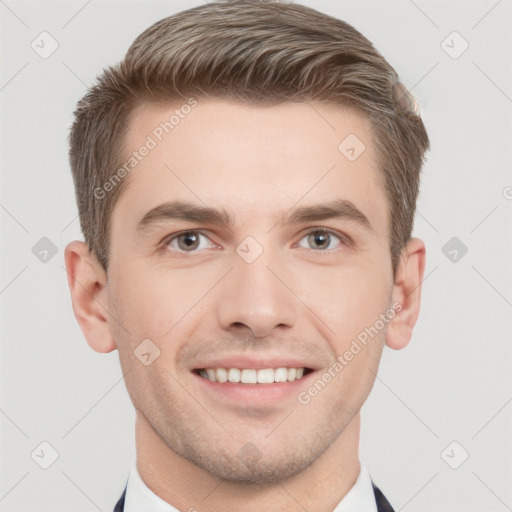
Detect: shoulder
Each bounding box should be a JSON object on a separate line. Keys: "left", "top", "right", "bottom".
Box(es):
{"left": 113, "top": 488, "right": 126, "bottom": 512}
{"left": 372, "top": 482, "right": 395, "bottom": 512}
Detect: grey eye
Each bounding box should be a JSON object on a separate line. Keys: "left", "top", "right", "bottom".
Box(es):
{"left": 166, "top": 231, "right": 214, "bottom": 252}
{"left": 298, "top": 230, "right": 342, "bottom": 251}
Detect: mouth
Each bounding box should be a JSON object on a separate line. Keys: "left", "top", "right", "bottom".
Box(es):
{"left": 190, "top": 360, "right": 320, "bottom": 406}
{"left": 193, "top": 367, "right": 315, "bottom": 384}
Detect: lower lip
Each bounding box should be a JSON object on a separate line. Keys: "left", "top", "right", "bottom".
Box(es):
{"left": 192, "top": 371, "right": 315, "bottom": 406}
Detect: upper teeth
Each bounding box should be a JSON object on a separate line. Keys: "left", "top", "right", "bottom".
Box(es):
{"left": 198, "top": 367, "right": 306, "bottom": 384}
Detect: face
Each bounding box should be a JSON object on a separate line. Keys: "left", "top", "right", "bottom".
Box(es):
{"left": 105, "top": 99, "right": 396, "bottom": 484}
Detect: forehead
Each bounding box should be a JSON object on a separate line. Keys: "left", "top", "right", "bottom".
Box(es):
{"left": 113, "top": 98, "right": 388, "bottom": 234}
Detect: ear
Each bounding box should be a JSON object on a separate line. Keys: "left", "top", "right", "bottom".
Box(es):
{"left": 386, "top": 237, "right": 426, "bottom": 350}
{"left": 64, "top": 241, "right": 117, "bottom": 353}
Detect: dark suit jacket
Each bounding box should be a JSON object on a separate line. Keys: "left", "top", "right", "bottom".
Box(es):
{"left": 114, "top": 481, "right": 394, "bottom": 511}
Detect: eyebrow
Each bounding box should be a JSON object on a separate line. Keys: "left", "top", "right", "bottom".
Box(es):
{"left": 136, "top": 199, "right": 373, "bottom": 232}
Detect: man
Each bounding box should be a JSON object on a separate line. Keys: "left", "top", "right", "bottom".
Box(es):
{"left": 64, "top": 1, "right": 429, "bottom": 510}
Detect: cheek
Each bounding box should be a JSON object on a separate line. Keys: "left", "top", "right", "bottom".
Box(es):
{"left": 298, "top": 262, "right": 392, "bottom": 345}
{"left": 108, "top": 260, "right": 218, "bottom": 343}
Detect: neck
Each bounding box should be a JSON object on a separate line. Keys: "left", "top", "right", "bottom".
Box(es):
{"left": 135, "top": 411, "right": 361, "bottom": 512}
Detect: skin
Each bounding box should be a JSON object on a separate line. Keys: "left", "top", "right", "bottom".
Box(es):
{"left": 65, "top": 99, "right": 425, "bottom": 512}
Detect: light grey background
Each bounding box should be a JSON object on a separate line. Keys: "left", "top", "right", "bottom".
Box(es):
{"left": 1, "top": 0, "right": 511, "bottom": 510}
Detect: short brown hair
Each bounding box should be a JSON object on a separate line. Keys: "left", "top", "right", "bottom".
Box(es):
{"left": 69, "top": 0, "right": 429, "bottom": 273}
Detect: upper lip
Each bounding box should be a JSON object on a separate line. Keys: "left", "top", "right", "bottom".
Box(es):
{"left": 192, "top": 355, "right": 320, "bottom": 371}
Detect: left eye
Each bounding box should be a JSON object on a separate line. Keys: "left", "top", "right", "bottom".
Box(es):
{"left": 165, "top": 231, "right": 216, "bottom": 252}
{"left": 297, "top": 229, "right": 343, "bottom": 252}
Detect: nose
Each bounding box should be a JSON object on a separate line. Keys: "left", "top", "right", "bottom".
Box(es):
{"left": 216, "top": 247, "right": 299, "bottom": 339}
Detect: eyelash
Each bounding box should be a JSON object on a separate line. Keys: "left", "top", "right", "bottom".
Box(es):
{"left": 161, "top": 228, "right": 351, "bottom": 255}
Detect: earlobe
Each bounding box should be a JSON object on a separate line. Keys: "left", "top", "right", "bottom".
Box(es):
{"left": 385, "top": 238, "right": 426, "bottom": 350}
{"left": 64, "top": 241, "right": 117, "bottom": 353}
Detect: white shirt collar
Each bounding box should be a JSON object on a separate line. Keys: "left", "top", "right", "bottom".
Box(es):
{"left": 332, "top": 464, "right": 378, "bottom": 512}
{"left": 124, "top": 462, "right": 377, "bottom": 512}
{"left": 124, "top": 463, "right": 178, "bottom": 512}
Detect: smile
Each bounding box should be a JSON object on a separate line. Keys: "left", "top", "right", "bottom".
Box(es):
{"left": 195, "top": 367, "right": 314, "bottom": 384}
